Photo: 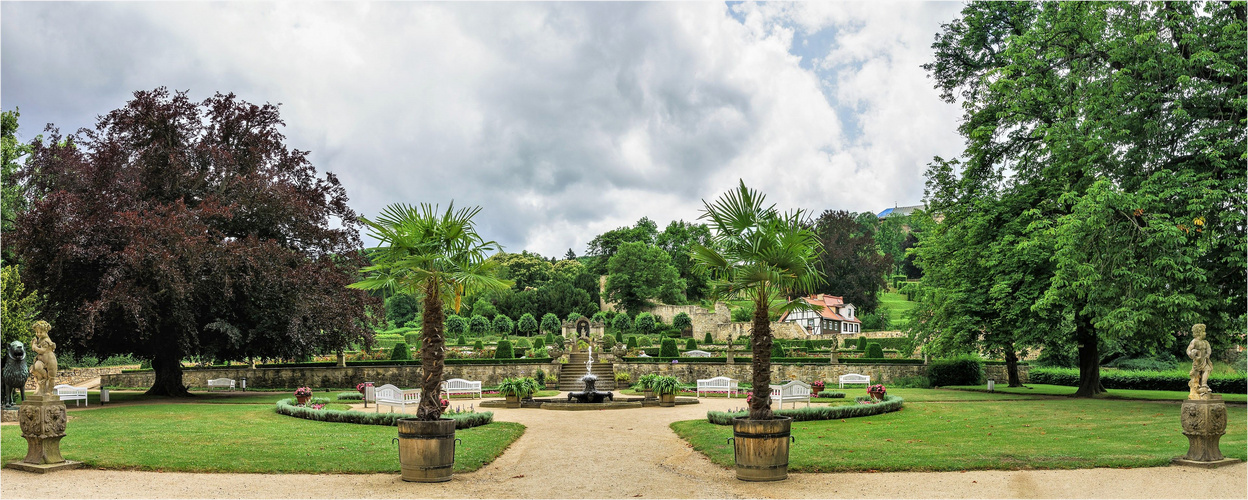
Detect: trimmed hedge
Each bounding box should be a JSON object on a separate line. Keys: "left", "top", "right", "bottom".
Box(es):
{"left": 928, "top": 357, "right": 985, "bottom": 386}
{"left": 839, "top": 357, "right": 925, "bottom": 365}
{"left": 495, "top": 339, "right": 514, "bottom": 359}
{"left": 706, "top": 395, "right": 903, "bottom": 425}
{"left": 275, "top": 398, "right": 493, "bottom": 429}
{"left": 336, "top": 392, "right": 363, "bottom": 400}
{"left": 1029, "top": 367, "right": 1247, "bottom": 393}
{"left": 842, "top": 337, "right": 911, "bottom": 351}
{"left": 660, "top": 338, "right": 679, "bottom": 357}
{"left": 865, "top": 342, "right": 883, "bottom": 359}
{"left": 390, "top": 342, "right": 411, "bottom": 361}
{"left": 816, "top": 391, "right": 846, "bottom": 398}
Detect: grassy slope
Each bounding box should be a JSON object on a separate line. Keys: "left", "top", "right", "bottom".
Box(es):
{"left": 877, "top": 291, "right": 915, "bottom": 329}
{"left": 1, "top": 403, "right": 523, "bottom": 473}
{"left": 672, "top": 391, "right": 1247, "bottom": 472}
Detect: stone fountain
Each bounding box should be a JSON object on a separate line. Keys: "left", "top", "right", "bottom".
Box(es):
{"left": 567, "top": 374, "right": 614, "bottom": 403}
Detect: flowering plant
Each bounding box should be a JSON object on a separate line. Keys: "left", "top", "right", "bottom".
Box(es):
{"left": 745, "top": 391, "right": 754, "bottom": 404}
{"left": 294, "top": 387, "right": 313, "bottom": 397}
{"left": 356, "top": 382, "right": 369, "bottom": 394}
{"left": 440, "top": 398, "right": 449, "bottom": 408}
{"left": 867, "top": 384, "right": 886, "bottom": 400}
{"left": 811, "top": 381, "right": 825, "bottom": 393}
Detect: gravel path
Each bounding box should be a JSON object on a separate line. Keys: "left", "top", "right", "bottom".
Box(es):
{"left": 2, "top": 393, "right": 1245, "bottom": 499}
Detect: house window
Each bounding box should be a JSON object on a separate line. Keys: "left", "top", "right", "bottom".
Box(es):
{"left": 806, "top": 318, "right": 815, "bottom": 330}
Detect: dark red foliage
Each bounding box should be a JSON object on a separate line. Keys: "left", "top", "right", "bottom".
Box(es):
{"left": 9, "top": 88, "right": 379, "bottom": 396}
{"left": 813, "top": 210, "right": 892, "bottom": 313}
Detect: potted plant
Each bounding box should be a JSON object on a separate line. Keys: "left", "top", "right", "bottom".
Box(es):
{"left": 349, "top": 202, "right": 512, "bottom": 483}
{"left": 652, "top": 375, "right": 681, "bottom": 407}
{"left": 497, "top": 377, "right": 538, "bottom": 408}
{"left": 867, "top": 384, "right": 887, "bottom": 401}
{"left": 811, "top": 381, "right": 825, "bottom": 394}
{"left": 614, "top": 372, "right": 632, "bottom": 388}
{"left": 294, "top": 386, "right": 313, "bottom": 406}
{"left": 636, "top": 373, "right": 658, "bottom": 400}
{"left": 692, "top": 181, "right": 822, "bottom": 482}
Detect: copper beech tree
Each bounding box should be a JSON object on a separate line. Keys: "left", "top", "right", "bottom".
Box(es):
{"left": 9, "top": 88, "right": 378, "bottom": 396}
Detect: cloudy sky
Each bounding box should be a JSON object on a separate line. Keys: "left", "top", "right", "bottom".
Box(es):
{"left": 2, "top": 1, "right": 966, "bottom": 257}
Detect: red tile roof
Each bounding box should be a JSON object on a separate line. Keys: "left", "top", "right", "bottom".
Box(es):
{"left": 779, "top": 294, "right": 861, "bottom": 324}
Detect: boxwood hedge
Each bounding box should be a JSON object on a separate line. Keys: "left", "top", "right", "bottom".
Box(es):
{"left": 275, "top": 398, "right": 493, "bottom": 428}
{"left": 1029, "top": 367, "right": 1247, "bottom": 393}
{"left": 706, "top": 395, "right": 902, "bottom": 425}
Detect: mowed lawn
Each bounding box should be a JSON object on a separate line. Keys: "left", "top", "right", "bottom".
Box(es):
{"left": 672, "top": 397, "right": 1247, "bottom": 472}
{"left": 878, "top": 291, "right": 916, "bottom": 328}
{"left": 1, "top": 403, "right": 523, "bottom": 473}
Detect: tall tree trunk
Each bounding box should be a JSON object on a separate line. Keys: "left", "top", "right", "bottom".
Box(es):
{"left": 146, "top": 346, "right": 190, "bottom": 397}
{"left": 1004, "top": 345, "right": 1022, "bottom": 387}
{"left": 748, "top": 294, "right": 774, "bottom": 420}
{"left": 417, "top": 284, "right": 445, "bottom": 420}
{"left": 1073, "top": 314, "right": 1105, "bottom": 398}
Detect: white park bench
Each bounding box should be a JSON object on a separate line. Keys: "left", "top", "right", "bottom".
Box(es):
{"left": 684, "top": 350, "right": 713, "bottom": 357}
{"left": 839, "top": 373, "right": 871, "bottom": 388}
{"left": 374, "top": 384, "right": 421, "bottom": 413}
{"left": 206, "top": 378, "right": 236, "bottom": 391}
{"left": 442, "top": 378, "right": 482, "bottom": 399}
{"left": 696, "top": 376, "right": 739, "bottom": 398}
{"left": 54, "top": 384, "right": 88, "bottom": 407}
{"left": 769, "top": 380, "right": 812, "bottom": 409}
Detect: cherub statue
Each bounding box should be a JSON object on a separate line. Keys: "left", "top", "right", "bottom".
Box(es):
{"left": 29, "top": 320, "right": 58, "bottom": 397}
{"left": 1186, "top": 323, "right": 1212, "bottom": 400}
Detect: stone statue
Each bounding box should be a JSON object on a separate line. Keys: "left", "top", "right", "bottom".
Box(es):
{"left": 2, "top": 341, "right": 30, "bottom": 409}
{"left": 1186, "top": 323, "right": 1212, "bottom": 400}
{"left": 29, "top": 321, "right": 57, "bottom": 397}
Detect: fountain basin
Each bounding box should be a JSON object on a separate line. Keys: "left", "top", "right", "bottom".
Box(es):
{"left": 540, "top": 401, "right": 643, "bottom": 411}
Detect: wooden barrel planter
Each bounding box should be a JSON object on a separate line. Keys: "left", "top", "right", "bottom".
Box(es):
{"left": 729, "top": 416, "right": 793, "bottom": 481}
{"left": 658, "top": 393, "right": 676, "bottom": 407}
{"left": 504, "top": 395, "right": 521, "bottom": 408}
{"left": 396, "top": 418, "right": 458, "bottom": 482}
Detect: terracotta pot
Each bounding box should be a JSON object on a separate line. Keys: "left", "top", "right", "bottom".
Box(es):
{"left": 296, "top": 395, "right": 311, "bottom": 406}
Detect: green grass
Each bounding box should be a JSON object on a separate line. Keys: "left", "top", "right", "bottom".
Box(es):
{"left": 878, "top": 291, "right": 916, "bottom": 329}
{"left": 1, "top": 404, "right": 523, "bottom": 473}
{"left": 944, "top": 383, "right": 1248, "bottom": 403}
{"left": 672, "top": 398, "right": 1247, "bottom": 472}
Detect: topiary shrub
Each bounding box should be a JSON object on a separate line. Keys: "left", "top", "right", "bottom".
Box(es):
{"left": 704, "top": 332, "right": 713, "bottom": 344}
{"left": 473, "top": 340, "right": 485, "bottom": 351}
{"left": 627, "top": 336, "right": 638, "bottom": 349}
{"left": 771, "top": 342, "right": 785, "bottom": 358}
{"left": 390, "top": 342, "right": 411, "bottom": 361}
{"left": 493, "top": 314, "right": 515, "bottom": 336}
{"left": 615, "top": 330, "right": 624, "bottom": 344}
{"left": 804, "top": 340, "right": 816, "bottom": 351}
{"left": 495, "top": 339, "right": 515, "bottom": 359}
{"left": 927, "top": 356, "right": 984, "bottom": 386}
{"left": 673, "top": 312, "right": 692, "bottom": 333}
{"left": 544, "top": 331, "right": 555, "bottom": 345}
{"left": 685, "top": 338, "right": 698, "bottom": 350}
{"left": 637, "top": 335, "right": 652, "bottom": 347}
{"left": 602, "top": 336, "right": 616, "bottom": 349}
{"left": 517, "top": 313, "right": 539, "bottom": 336}
{"left": 458, "top": 333, "right": 468, "bottom": 346}
{"left": 634, "top": 313, "right": 657, "bottom": 335}
{"left": 859, "top": 335, "right": 868, "bottom": 351}
{"left": 612, "top": 314, "right": 632, "bottom": 333}
{"left": 660, "top": 338, "right": 679, "bottom": 357}
{"left": 533, "top": 338, "right": 545, "bottom": 350}
{"left": 514, "top": 338, "right": 532, "bottom": 349}
{"left": 865, "top": 342, "right": 884, "bottom": 359}
{"left": 445, "top": 315, "right": 467, "bottom": 335}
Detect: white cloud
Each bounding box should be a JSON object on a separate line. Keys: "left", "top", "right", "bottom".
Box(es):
{"left": 1, "top": 1, "right": 967, "bottom": 256}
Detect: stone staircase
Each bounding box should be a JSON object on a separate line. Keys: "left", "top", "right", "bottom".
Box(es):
{"left": 558, "top": 352, "right": 617, "bottom": 391}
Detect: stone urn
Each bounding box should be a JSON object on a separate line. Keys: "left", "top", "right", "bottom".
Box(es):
{"left": 612, "top": 346, "right": 627, "bottom": 359}
{"left": 547, "top": 346, "right": 564, "bottom": 359}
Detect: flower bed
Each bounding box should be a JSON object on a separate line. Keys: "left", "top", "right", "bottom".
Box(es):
{"left": 275, "top": 398, "right": 493, "bottom": 429}
{"left": 704, "top": 395, "right": 903, "bottom": 425}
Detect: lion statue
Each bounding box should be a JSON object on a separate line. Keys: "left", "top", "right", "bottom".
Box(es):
{"left": 2, "top": 341, "right": 30, "bottom": 408}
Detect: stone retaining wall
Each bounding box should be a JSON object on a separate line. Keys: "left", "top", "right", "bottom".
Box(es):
{"left": 25, "top": 366, "right": 128, "bottom": 390}
{"left": 102, "top": 361, "right": 1027, "bottom": 389}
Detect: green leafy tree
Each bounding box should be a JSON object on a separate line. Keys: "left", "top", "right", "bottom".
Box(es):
{"left": 488, "top": 251, "right": 553, "bottom": 291}
{"left": 634, "top": 312, "right": 657, "bottom": 336}
{"left": 591, "top": 311, "right": 608, "bottom": 324}
{"left": 471, "top": 298, "right": 498, "bottom": 320}
{"left": 655, "top": 220, "right": 714, "bottom": 302}
{"left": 612, "top": 313, "right": 632, "bottom": 333}
{"left": 469, "top": 315, "right": 490, "bottom": 336}
{"left": 922, "top": 1, "right": 1245, "bottom": 396}
{"left": 585, "top": 217, "right": 659, "bottom": 274}
{"left": 605, "top": 242, "right": 686, "bottom": 315}
{"left": 517, "top": 313, "right": 538, "bottom": 336}
{"left": 812, "top": 210, "right": 892, "bottom": 313}
{"left": 350, "top": 202, "right": 512, "bottom": 420}
{"left": 386, "top": 293, "right": 420, "bottom": 327}
{"left": 1, "top": 109, "right": 35, "bottom": 265}
{"left": 445, "top": 315, "right": 467, "bottom": 336}
{"left": 692, "top": 181, "right": 823, "bottom": 420}
{"left": 0, "top": 265, "right": 40, "bottom": 348}
{"left": 540, "top": 313, "right": 560, "bottom": 335}
{"left": 672, "top": 312, "right": 693, "bottom": 334}
{"left": 493, "top": 314, "right": 514, "bottom": 336}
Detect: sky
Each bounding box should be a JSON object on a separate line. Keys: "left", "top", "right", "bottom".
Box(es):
{"left": 1, "top": 1, "right": 967, "bottom": 257}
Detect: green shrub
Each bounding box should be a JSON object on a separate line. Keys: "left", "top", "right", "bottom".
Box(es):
{"left": 533, "top": 338, "right": 545, "bottom": 350}
{"left": 591, "top": 312, "right": 608, "bottom": 324}
{"left": 771, "top": 342, "right": 785, "bottom": 358}
{"left": 804, "top": 340, "right": 816, "bottom": 351}
{"left": 1029, "top": 366, "right": 1247, "bottom": 393}
{"left": 858, "top": 335, "right": 867, "bottom": 350}
{"left": 445, "top": 315, "right": 468, "bottom": 335}
{"left": 816, "top": 391, "right": 846, "bottom": 398}
{"left": 627, "top": 336, "right": 638, "bottom": 349}
{"left": 457, "top": 333, "right": 468, "bottom": 346}
{"left": 685, "top": 338, "right": 698, "bottom": 350}
{"left": 541, "top": 313, "right": 561, "bottom": 334}
{"left": 544, "top": 331, "right": 555, "bottom": 345}
{"left": 495, "top": 339, "right": 515, "bottom": 359}
{"left": 637, "top": 335, "right": 652, "bottom": 347}
{"left": 704, "top": 332, "right": 713, "bottom": 344}
{"left": 493, "top": 314, "right": 515, "bottom": 336}
{"left": 276, "top": 399, "right": 493, "bottom": 429}
{"left": 336, "top": 392, "right": 363, "bottom": 400}
{"left": 533, "top": 369, "right": 547, "bottom": 387}
{"left": 730, "top": 306, "right": 752, "bottom": 322}
{"left": 601, "top": 336, "right": 616, "bottom": 349}
{"left": 517, "top": 313, "right": 539, "bottom": 336}
{"left": 659, "top": 338, "right": 678, "bottom": 357}
{"left": 1107, "top": 357, "right": 1178, "bottom": 372}
{"left": 890, "top": 375, "right": 932, "bottom": 389}
{"left": 612, "top": 314, "right": 632, "bottom": 332}
{"left": 473, "top": 340, "right": 485, "bottom": 351}
{"left": 927, "top": 356, "right": 985, "bottom": 386}
{"left": 673, "top": 312, "right": 692, "bottom": 332}
{"left": 514, "top": 338, "right": 532, "bottom": 349}
{"left": 706, "top": 396, "right": 903, "bottom": 425}
{"left": 404, "top": 332, "right": 421, "bottom": 346}
{"left": 865, "top": 342, "right": 884, "bottom": 358}
{"left": 634, "top": 312, "right": 657, "bottom": 335}
{"left": 389, "top": 342, "right": 411, "bottom": 361}
{"left": 615, "top": 330, "right": 624, "bottom": 344}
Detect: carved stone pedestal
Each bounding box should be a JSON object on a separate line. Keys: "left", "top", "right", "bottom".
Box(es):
{"left": 5, "top": 395, "right": 82, "bottom": 473}
{"left": 1172, "top": 396, "right": 1240, "bottom": 468}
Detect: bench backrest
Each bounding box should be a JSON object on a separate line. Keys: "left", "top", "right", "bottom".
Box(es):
{"left": 207, "top": 378, "right": 234, "bottom": 384}
{"left": 374, "top": 384, "right": 402, "bottom": 401}
{"left": 840, "top": 374, "right": 870, "bottom": 383}
{"left": 771, "top": 381, "right": 811, "bottom": 398}
{"left": 685, "top": 350, "right": 713, "bottom": 357}
{"left": 444, "top": 378, "right": 480, "bottom": 389}
{"left": 698, "top": 376, "right": 735, "bottom": 387}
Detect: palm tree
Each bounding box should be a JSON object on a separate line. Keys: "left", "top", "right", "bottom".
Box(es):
{"left": 691, "top": 181, "right": 823, "bottom": 420}
{"left": 349, "top": 203, "right": 512, "bottom": 420}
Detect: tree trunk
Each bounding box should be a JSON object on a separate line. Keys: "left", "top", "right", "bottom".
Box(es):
{"left": 417, "top": 284, "right": 445, "bottom": 420}
{"left": 749, "top": 294, "right": 774, "bottom": 420}
{"left": 1004, "top": 347, "right": 1022, "bottom": 388}
{"left": 146, "top": 347, "right": 191, "bottom": 397}
{"left": 1073, "top": 315, "right": 1105, "bottom": 398}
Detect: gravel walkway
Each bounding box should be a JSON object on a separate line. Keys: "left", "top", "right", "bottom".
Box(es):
{"left": 2, "top": 393, "right": 1245, "bottom": 499}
